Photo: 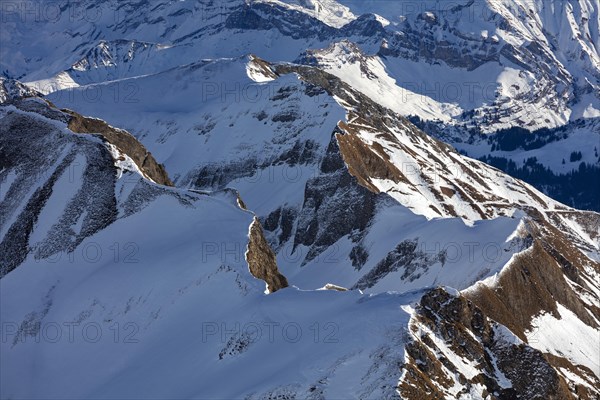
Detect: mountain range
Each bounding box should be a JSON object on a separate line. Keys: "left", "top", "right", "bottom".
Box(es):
{"left": 1, "top": 0, "right": 599, "bottom": 399}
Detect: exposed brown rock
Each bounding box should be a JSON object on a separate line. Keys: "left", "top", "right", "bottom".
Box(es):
{"left": 440, "top": 186, "right": 455, "bottom": 198}
{"left": 65, "top": 110, "right": 173, "bottom": 186}
{"left": 274, "top": 61, "right": 527, "bottom": 221}
{"left": 400, "top": 288, "right": 576, "bottom": 400}
{"left": 335, "top": 129, "right": 409, "bottom": 193}
{"left": 465, "top": 223, "right": 599, "bottom": 340}
{"left": 545, "top": 354, "right": 600, "bottom": 400}
{"left": 400, "top": 340, "right": 450, "bottom": 400}
{"left": 248, "top": 54, "right": 278, "bottom": 80}
{"left": 246, "top": 217, "right": 288, "bottom": 293}
{"left": 463, "top": 217, "right": 600, "bottom": 397}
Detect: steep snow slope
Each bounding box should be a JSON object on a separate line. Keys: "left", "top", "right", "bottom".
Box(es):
{"left": 38, "top": 56, "right": 600, "bottom": 396}
{"left": 2, "top": 1, "right": 600, "bottom": 397}
{"left": 0, "top": 102, "right": 402, "bottom": 398}
{"left": 3, "top": 90, "right": 587, "bottom": 399}
{"left": 0, "top": 97, "right": 264, "bottom": 277}
{"left": 25, "top": 40, "right": 195, "bottom": 94}
{"left": 44, "top": 56, "right": 599, "bottom": 293}
{"left": 45, "top": 56, "right": 593, "bottom": 221}
{"left": 297, "top": 40, "right": 463, "bottom": 123}
{"left": 11, "top": 0, "right": 597, "bottom": 212}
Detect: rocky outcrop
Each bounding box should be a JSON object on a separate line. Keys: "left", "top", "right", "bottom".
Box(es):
{"left": 352, "top": 239, "right": 447, "bottom": 290}
{"left": 0, "top": 78, "right": 40, "bottom": 103}
{"left": 225, "top": 2, "right": 336, "bottom": 40}
{"left": 246, "top": 217, "right": 288, "bottom": 293}
{"left": 1, "top": 84, "right": 172, "bottom": 187}
{"left": 399, "top": 288, "right": 576, "bottom": 399}
{"left": 291, "top": 132, "right": 381, "bottom": 266}
{"left": 463, "top": 217, "right": 600, "bottom": 397}
{"left": 65, "top": 110, "right": 173, "bottom": 186}
{"left": 377, "top": 16, "right": 501, "bottom": 71}
{"left": 335, "top": 129, "right": 407, "bottom": 193}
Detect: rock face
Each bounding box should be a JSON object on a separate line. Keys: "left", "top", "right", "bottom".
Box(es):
{"left": 246, "top": 217, "right": 289, "bottom": 293}
{"left": 0, "top": 103, "right": 118, "bottom": 277}
{"left": 274, "top": 61, "right": 578, "bottom": 222}
{"left": 462, "top": 215, "right": 600, "bottom": 398}
{"left": 400, "top": 288, "right": 576, "bottom": 399}
{"left": 289, "top": 132, "right": 382, "bottom": 267}
{"left": 0, "top": 92, "right": 286, "bottom": 294}
{"left": 1, "top": 79, "right": 173, "bottom": 187}
{"left": 65, "top": 110, "right": 173, "bottom": 186}
{"left": 0, "top": 78, "right": 40, "bottom": 102}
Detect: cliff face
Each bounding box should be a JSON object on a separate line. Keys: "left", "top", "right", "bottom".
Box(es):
{"left": 65, "top": 111, "right": 173, "bottom": 187}
{"left": 0, "top": 106, "right": 119, "bottom": 277}
{"left": 246, "top": 217, "right": 289, "bottom": 293}
{"left": 1, "top": 83, "right": 173, "bottom": 187}
{"left": 396, "top": 211, "right": 600, "bottom": 398}
{"left": 462, "top": 216, "right": 600, "bottom": 398}
{"left": 400, "top": 288, "right": 577, "bottom": 400}
{"left": 0, "top": 92, "right": 287, "bottom": 297}
{"left": 273, "top": 62, "right": 571, "bottom": 222}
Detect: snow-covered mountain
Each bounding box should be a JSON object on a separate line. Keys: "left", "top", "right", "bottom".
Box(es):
{"left": 6, "top": 0, "right": 599, "bottom": 210}
{"left": 1, "top": 1, "right": 599, "bottom": 399}
{"left": 7, "top": 0, "right": 598, "bottom": 129}
{"left": 0, "top": 68, "right": 598, "bottom": 398}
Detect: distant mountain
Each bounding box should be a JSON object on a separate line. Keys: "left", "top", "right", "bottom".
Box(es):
{"left": 7, "top": 0, "right": 598, "bottom": 130}
{"left": 7, "top": 0, "right": 599, "bottom": 210}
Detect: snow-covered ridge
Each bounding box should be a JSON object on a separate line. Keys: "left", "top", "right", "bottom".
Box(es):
{"left": 253, "top": 0, "right": 356, "bottom": 28}
{"left": 274, "top": 62, "right": 583, "bottom": 223}
{"left": 2, "top": 0, "right": 599, "bottom": 397}
{"left": 8, "top": 0, "right": 598, "bottom": 134}
{"left": 0, "top": 99, "right": 267, "bottom": 279}
{"left": 39, "top": 55, "right": 598, "bottom": 303}
{"left": 4, "top": 95, "right": 561, "bottom": 399}
{"left": 0, "top": 97, "right": 418, "bottom": 399}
